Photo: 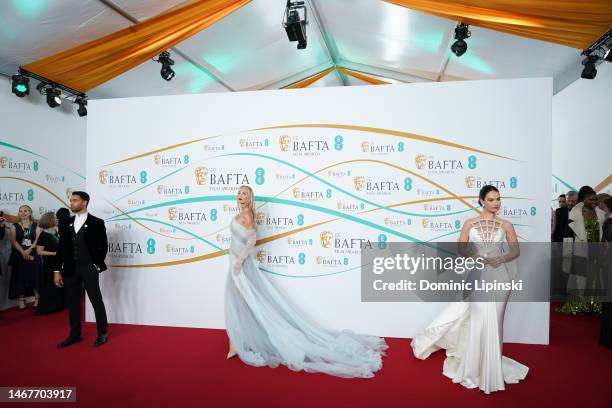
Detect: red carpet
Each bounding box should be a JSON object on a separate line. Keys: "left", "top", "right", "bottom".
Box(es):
{"left": 1, "top": 301, "right": 610, "bottom": 407}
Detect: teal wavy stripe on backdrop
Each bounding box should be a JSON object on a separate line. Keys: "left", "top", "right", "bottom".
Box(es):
{"left": 0, "top": 140, "right": 86, "bottom": 180}
{"left": 109, "top": 152, "right": 479, "bottom": 218}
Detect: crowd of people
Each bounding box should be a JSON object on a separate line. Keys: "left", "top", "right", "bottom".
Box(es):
{"left": 551, "top": 186, "right": 612, "bottom": 349}
{"left": 0, "top": 205, "right": 71, "bottom": 316}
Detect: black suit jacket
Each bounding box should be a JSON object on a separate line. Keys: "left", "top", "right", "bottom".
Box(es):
{"left": 55, "top": 214, "right": 108, "bottom": 276}
{"left": 552, "top": 207, "right": 573, "bottom": 242}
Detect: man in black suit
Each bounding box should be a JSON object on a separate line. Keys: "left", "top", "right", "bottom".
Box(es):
{"left": 552, "top": 190, "right": 578, "bottom": 242}
{"left": 54, "top": 191, "right": 109, "bottom": 348}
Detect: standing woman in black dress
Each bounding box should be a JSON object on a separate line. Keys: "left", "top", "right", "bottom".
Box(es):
{"left": 35, "top": 212, "right": 66, "bottom": 315}
{"left": 8, "top": 205, "right": 42, "bottom": 310}
{"left": 599, "top": 196, "right": 612, "bottom": 348}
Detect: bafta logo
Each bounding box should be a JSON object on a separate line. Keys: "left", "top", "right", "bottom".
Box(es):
{"left": 256, "top": 251, "right": 266, "bottom": 263}
{"left": 465, "top": 176, "right": 475, "bottom": 188}
{"left": 320, "top": 231, "right": 333, "bottom": 248}
{"left": 361, "top": 142, "right": 369, "bottom": 153}
{"left": 316, "top": 256, "right": 322, "bottom": 264}
{"left": 168, "top": 207, "right": 177, "bottom": 221}
{"left": 279, "top": 135, "right": 291, "bottom": 152}
{"left": 422, "top": 219, "right": 429, "bottom": 228}
{"left": 255, "top": 212, "right": 265, "bottom": 225}
{"left": 98, "top": 170, "right": 109, "bottom": 184}
{"left": 195, "top": 167, "right": 208, "bottom": 185}
{"left": 354, "top": 176, "right": 365, "bottom": 191}
{"left": 65, "top": 188, "right": 74, "bottom": 200}
{"left": 292, "top": 188, "right": 301, "bottom": 199}
{"left": 415, "top": 154, "right": 427, "bottom": 170}
{"left": 39, "top": 207, "right": 45, "bottom": 215}
{"left": 157, "top": 185, "right": 164, "bottom": 194}
{"left": 154, "top": 154, "right": 161, "bottom": 165}
{"left": 0, "top": 157, "right": 7, "bottom": 168}
{"left": 239, "top": 139, "right": 246, "bottom": 147}
{"left": 166, "top": 244, "right": 172, "bottom": 252}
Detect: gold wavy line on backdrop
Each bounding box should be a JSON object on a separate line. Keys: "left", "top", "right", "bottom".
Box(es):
{"left": 110, "top": 216, "right": 342, "bottom": 268}
{"left": 253, "top": 159, "right": 479, "bottom": 215}
{"left": 107, "top": 200, "right": 192, "bottom": 241}
{"left": 204, "top": 194, "right": 485, "bottom": 239}
{"left": 102, "top": 124, "right": 516, "bottom": 167}
{"left": 111, "top": 152, "right": 530, "bottom": 243}
{"left": 594, "top": 174, "right": 612, "bottom": 193}
{"left": 253, "top": 124, "right": 517, "bottom": 161}
{"left": 0, "top": 177, "right": 68, "bottom": 207}
{"left": 104, "top": 135, "right": 222, "bottom": 166}
{"left": 110, "top": 194, "right": 532, "bottom": 268}
{"left": 114, "top": 195, "right": 481, "bottom": 245}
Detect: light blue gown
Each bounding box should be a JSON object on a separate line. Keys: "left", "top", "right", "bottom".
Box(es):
{"left": 224, "top": 217, "right": 388, "bottom": 378}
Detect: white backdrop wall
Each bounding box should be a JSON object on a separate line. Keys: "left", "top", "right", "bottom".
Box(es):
{"left": 552, "top": 62, "right": 612, "bottom": 201}
{"left": 0, "top": 76, "right": 86, "bottom": 310}
{"left": 88, "top": 78, "right": 551, "bottom": 344}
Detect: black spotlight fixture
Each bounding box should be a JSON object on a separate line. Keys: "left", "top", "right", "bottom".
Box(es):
{"left": 42, "top": 86, "right": 62, "bottom": 108}
{"left": 581, "top": 54, "right": 599, "bottom": 79}
{"left": 75, "top": 96, "right": 87, "bottom": 117}
{"left": 579, "top": 29, "right": 612, "bottom": 79}
{"left": 451, "top": 23, "right": 471, "bottom": 57}
{"left": 283, "top": 0, "right": 307, "bottom": 50}
{"left": 155, "top": 50, "right": 175, "bottom": 81}
{"left": 11, "top": 74, "right": 30, "bottom": 97}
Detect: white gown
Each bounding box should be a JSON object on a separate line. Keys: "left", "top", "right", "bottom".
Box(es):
{"left": 225, "top": 217, "right": 388, "bottom": 378}
{"left": 410, "top": 218, "right": 529, "bottom": 393}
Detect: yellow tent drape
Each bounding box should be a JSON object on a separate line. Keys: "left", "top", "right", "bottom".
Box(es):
{"left": 284, "top": 68, "right": 335, "bottom": 89}
{"left": 22, "top": 0, "right": 251, "bottom": 93}
{"left": 385, "top": 0, "right": 612, "bottom": 49}
{"left": 284, "top": 67, "right": 390, "bottom": 89}
{"left": 337, "top": 67, "right": 390, "bottom": 85}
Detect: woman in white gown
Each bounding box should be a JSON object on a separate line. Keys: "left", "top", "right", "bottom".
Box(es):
{"left": 411, "top": 185, "right": 529, "bottom": 393}
{"left": 225, "top": 185, "right": 388, "bottom": 378}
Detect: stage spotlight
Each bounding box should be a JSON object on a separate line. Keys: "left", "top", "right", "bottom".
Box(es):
{"left": 11, "top": 74, "right": 29, "bottom": 97}
{"left": 46, "top": 87, "right": 62, "bottom": 108}
{"left": 451, "top": 23, "right": 471, "bottom": 57}
{"left": 75, "top": 96, "right": 87, "bottom": 117}
{"left": 156, "top": 51, "right": 175, "bottom": 81}
{"left": 283, "top": 0, "right": 307, "bottom": 50}
{"left": 581, "top": 54, "right": 598, "bottom": 79}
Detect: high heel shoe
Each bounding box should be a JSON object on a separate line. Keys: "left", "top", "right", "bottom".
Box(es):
{"left": 227, "top": 346, "right": 238, "bottom": 359}
{"left": 17, "top": 298, "right": 26, "bottom": 310}
{"left": 33, "top": 295, "right": 40, "bottom": 308}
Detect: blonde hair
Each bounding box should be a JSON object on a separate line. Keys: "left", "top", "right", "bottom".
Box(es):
{"left": 237, "top": 185, "right": 256, "bottom": 219}
{"left": 18, "top": 205, "right": 34, "bottom": 223}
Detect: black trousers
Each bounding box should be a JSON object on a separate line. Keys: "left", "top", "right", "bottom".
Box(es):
{"left": 64, "top": 263, "right": 108, "bottom": 337}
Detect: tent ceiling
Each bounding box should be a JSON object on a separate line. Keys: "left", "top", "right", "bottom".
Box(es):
{"left": 0, "top": 0, "right": 590, "bottom": 99}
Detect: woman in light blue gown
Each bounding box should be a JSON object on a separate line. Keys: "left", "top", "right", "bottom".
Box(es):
{"left": 225, "top": 185, "right": 388, "bottom": 378}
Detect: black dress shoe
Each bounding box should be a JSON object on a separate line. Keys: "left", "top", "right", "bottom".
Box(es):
{"left": 57, "top": 336, "right": 83, "bottom": 348}
{"left": 93, "top": 333, "right": 108, "bottom": 347}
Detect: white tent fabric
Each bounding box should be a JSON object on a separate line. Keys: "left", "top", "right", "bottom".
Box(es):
{"left": 0, "top": 0, "right": 585, "bottom": 99}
